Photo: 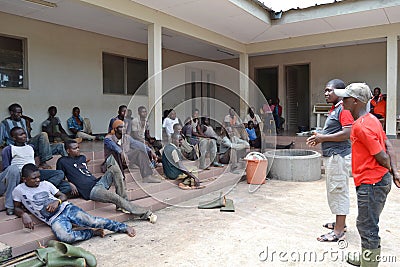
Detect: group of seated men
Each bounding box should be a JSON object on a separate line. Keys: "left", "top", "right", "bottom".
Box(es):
{"left": 0, "top": 102, "right": 256, "bottom": 243}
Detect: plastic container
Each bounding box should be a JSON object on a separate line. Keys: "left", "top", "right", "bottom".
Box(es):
{"left": 244, "top": 152, "right": 268, "bottom": 184}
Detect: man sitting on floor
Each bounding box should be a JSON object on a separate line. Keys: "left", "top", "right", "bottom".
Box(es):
{"left": 219, "top": 127, "right": 249, "bottom": 174}
{"left": 42, "top": 106, "right": 81, "bottom": 143}
{"left": 0, "top": 103, "right": 66, "bottom": 169}
{"left": 67, "top": 107, "right": 100, "bottom": 141}
{"left": 162, "top": 133, "right": 204, "bottom": 190}
{"left": 108, "top": 105, "right": 130, "bottom": 135}
{"left": 104, "top": 120, "right": 161, "bottom": 183}
{"left": 57, "top": 140, "right": 157, "bottom": 223}
{"left": 13, "top": 163, "right": 136, "bottom": 243}
{"left": 1, "top": 127, "right": 71, "bottom": 215}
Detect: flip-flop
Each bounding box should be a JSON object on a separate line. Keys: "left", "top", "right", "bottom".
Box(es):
{"left": 323, "top": 222, "right": 347, "bottom": 232}
{"left": 317, "top": 231, "right": 346, "bottom": 242}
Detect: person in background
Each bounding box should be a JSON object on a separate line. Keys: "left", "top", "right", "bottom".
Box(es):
{"left": 1, "top": 103, "right": 66, "bottom": 169}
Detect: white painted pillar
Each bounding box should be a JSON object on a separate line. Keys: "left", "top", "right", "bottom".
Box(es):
{"left": 239, "top": 53, "right": 249, "bottom": 118}
{"left": 148, "top": 23, "right": 163, "bottom": 139}
{"left": 386, "top": 34, "right": 398, "bottom": 137}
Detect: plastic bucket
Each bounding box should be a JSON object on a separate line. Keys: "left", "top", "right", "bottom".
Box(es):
{"left": 245, "top": 152, "right": 268, "bottom": 185}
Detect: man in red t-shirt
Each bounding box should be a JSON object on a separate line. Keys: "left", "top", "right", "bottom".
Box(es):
{"left": 335, "top": 83, "right": 400, "bottom": 267}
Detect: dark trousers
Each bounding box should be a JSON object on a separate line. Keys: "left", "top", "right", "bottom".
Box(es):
{"left": 356, "top": 172, "right": 391, "bottom": 249}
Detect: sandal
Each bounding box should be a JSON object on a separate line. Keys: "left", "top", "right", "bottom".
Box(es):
{"left": 323, "top": 222, "right": 347, "bottom": 232}
{"left": 317, "top": 231, "right": 346, "bottom": 242}
{"left": 178, "top": 183, "right": 206, "bottom": 190}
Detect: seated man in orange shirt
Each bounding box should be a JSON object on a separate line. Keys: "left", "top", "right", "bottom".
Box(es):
{"left": 371, "top": 94, "right": 386, "bottom": 119}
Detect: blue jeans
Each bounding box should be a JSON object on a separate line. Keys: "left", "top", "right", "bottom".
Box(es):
{"left": 0, "top": 165, "right": 21, "bottom": 209}
{"left": 29, "top": 132, "right": 67, "bottom": 163}
{"left": 40, "top": 170, "right": 71, "bottom": 194}
{"left": 356, "top": 172, "right": 391, "bottom": 249}
{"left": 51, "top": 204, "right": 128, "bottom": 243}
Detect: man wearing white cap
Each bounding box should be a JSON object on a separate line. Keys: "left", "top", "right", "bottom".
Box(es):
{"left": 335, "top": 83, "right": 400, "bottom": 267}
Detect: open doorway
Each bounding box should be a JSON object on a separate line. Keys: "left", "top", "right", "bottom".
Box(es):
{"left": 255, "top": 67, "right": 278, "bottom": 104}
{"left": 285, "top": 64, "right": 310, "bottom": 132}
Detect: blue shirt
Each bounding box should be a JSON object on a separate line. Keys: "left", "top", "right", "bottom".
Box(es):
{"left": 246, "top": 128, "right": 258, "bottom": 141}
{"left": 67, "top": 115, "right": 84, "bottom": 132}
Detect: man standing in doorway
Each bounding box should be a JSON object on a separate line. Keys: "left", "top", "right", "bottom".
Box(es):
{"left": 335, "top": 83, "right": 400, "bottom": 266}
{"left": 307, "top": 79, "right": 353, "bottom": 242}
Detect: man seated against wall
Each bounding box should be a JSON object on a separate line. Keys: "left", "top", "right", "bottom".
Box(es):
{"left": 0, "top": 103, "right": 67, "bottom": 169}
{"left": 1, "top": 127, "right": 71, "bottom": 215}
{"left": 131, "top": 106, "right": 162, "bottom": 160}
{"left": 172, "top": 123, "right": 198, "bottom": 161}
{"left": 162, "top": 133, "right": 204, "bottom": 190}
{"left": 57, "top": 140, "right": 157, "bottom": 223}
{"left": 370, "top": 93, "right": 386, "bottom": 120}
{"left": 224, "top": 107, "right": 249, "bottom": 141}
{"left": 13, "top": 163, "right": 136, "bottom": 243}
{"left": 103, "top": 120, "right": 161, "bottom": 183}
{"left": 42, "top": 106, "right": 82, "bottom": 143}
{"left": 108, "top": 105, "right": 130, "bottom": 135}
{"left": 162, "top": 109, "right": 182, "bottom": 142}
{"left": 67, "top": 107, "right": 101, "bottom": 141}
{"left": 218, "top": 127, "right": 249, "bottom": 174}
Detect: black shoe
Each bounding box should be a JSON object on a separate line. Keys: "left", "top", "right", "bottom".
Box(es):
{"left": 6, "top": 208, "right": 14, "bottom": 215}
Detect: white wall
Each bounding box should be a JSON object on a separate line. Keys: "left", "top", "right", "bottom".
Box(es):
{"left": 248, "top": 42, "right": 396, "bottom": 127}
{"left": 0, "top": 12, "right": 207, "bottom": 136}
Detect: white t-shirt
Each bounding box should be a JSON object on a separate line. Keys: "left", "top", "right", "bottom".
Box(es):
{"left": 163, "top": 117, "right": 180, "bottom": 135}
{"left": 244, "top": 114, "right": 262, "bottom": 125}
{"left": 12, "top": 181, "right": 69, "bottom": 225}
{"left": 11, "top": 145, "right": 35, "bottom": 171}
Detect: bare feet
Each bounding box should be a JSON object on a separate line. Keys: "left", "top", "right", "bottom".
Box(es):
{"left": 93, "top": 228, "right": 105, "bottom": 238}
{"left": 126, "top": 226, "right": 136, "bottom": 237}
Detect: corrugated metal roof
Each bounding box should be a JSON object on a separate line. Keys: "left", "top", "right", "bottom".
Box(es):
{"left": 256, "top": 0, "right": 345, "bottom": 12}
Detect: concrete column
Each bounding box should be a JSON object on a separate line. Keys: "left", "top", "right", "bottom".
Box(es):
{"left": 386, "top": 34, "right": 398, "bottom": 138}
{"left": 148, "top": 23, "right": 163, "bottom": 139}
{"left": 239, "top": 53, "right": 249, "bottom": 118}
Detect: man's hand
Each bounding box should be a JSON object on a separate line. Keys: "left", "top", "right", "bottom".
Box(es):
{"left": 306, "top": 134, "right": 319, "bottom": 147}
{"left": 393, "top": 170, "right": 400, "bottom": 188}
{"left": 46, "top": 200, "right": 60, "bottom": 213}
{"left": 22, "top": 213, "right": 35, "bottom": 230}
{"left": 69, "top": 182, "right": 79, "bottom": 196}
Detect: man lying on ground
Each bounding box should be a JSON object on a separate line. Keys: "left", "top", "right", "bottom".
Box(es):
{"left": 13, "top": 163, "right": 136, "bottom": 243}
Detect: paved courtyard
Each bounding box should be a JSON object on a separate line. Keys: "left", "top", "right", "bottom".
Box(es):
{"left": 77, "top": 175, "right": 400, "bottom": 267}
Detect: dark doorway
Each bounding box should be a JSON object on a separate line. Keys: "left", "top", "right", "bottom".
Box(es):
{"left": 255, "top": 67, "right": 278, "bottom": 103}
{"left": 285, "top": 64, "right": 310, "bottom": 132}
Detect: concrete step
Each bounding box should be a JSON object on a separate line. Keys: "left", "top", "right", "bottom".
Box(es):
{"left": 0, "top": 165, "right": 235, "bottom": 258}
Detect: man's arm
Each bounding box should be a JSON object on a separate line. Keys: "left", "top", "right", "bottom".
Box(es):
{"left": 46, "top": 191, "right": 67, "bottom": 213}
{"left": 307, "top": 127, "right": 351, "bottom": 146}
{"left": 1, "top": 146, "right": 11, "bottom": 171}
{"left": 67, "top": 118, "right": 78, "bottom": 135}
{"left": 14, "top": 201, "right": 35, "bottom": 230}
{"left": 384, "top": 139, "right": 400, "bottom": 188}
{"left": 104, "top": 137, "right": 123, "bottom": 154}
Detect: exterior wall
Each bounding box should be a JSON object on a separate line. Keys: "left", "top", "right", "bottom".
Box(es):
{"left": 0, "top": 12, "right": 205, "bottom": 135}
{"left": 249, "top": 42, "right": 398, "bottom": 128}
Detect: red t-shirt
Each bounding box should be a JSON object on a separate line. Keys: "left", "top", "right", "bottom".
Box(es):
{"left": 351, "top": 113, "right": 388, "bottom": 186}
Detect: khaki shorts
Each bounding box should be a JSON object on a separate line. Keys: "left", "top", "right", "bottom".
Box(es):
{"left": 324, "top": 154, "right": 351, "bottom": 215}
